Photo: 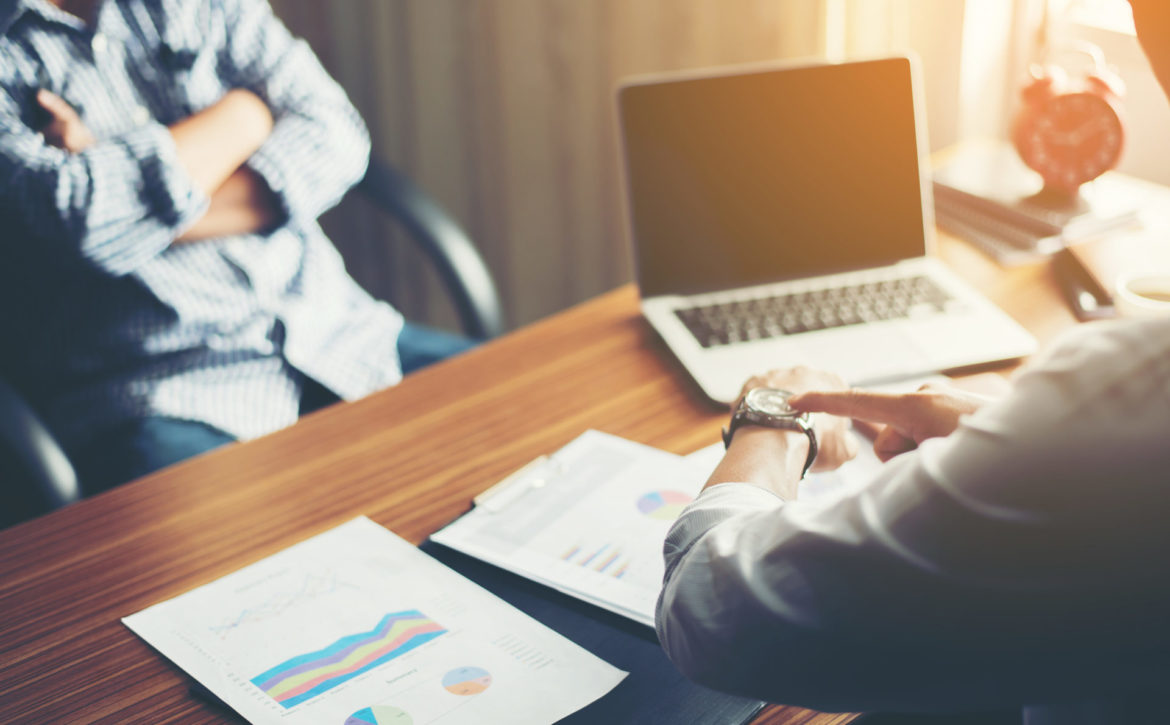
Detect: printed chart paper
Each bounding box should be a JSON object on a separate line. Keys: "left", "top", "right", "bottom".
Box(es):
{"left": 123, "top": 517, "right": 625, "bottom": 725}
{"left": 433, "top": 429, "right": 886, "bottom": 628}
{"left": 431, "top": 431, "right": 711, "bottom": 627}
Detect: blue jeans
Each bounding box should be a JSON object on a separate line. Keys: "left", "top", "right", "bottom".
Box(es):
{"left": 70, "top": 417, "right": 237, "bottom": 496}
{"left": 71, "top": 323, "right": 476, "bottom": 495}
{"left": 396, "top": 321, "right": 478, "bottom": 376}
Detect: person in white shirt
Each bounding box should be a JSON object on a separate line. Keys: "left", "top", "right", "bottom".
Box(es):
{"left": 655, "top": 2, "right": 1170, "bottom": 722}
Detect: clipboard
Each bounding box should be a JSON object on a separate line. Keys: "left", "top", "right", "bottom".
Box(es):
{"left": 425, "top": 431, "right": 766, "bottom": 724}
{"left": 430, "top": 430, "right": 716, "bottom": 626}
{"left": 420, "top": 539, "right": 766, "bottom": 724}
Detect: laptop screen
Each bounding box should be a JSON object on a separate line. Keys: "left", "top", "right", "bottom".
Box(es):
{"left": 620, "top": 57, "right": 929, "bottom": 298}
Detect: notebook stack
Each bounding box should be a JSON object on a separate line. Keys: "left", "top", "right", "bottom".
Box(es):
{"left": 933, "top": 141, "right": 1145, "bottom": 264}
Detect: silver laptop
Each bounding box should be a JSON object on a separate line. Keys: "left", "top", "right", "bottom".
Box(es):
{"left": 617, "top": 56, "right": 1036, "bottom": 404}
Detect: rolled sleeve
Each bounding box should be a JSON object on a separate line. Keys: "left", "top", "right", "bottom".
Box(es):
{"left": 0, "top": 101, "right": 209, "bottom": 275}
{"left": 656, "top": 482, "right": 805, "bottom": 686}
{"left": 661, "top": 483, "right": 784, "bottom": 582}
{"left": 85, "top": 123, "right": 209, "bottom": 271}
{"left": 245, "top": 99, "right": 370, "bottom": 224}
{"left": 218, "top": 0, "right": 371, "bottom": 223}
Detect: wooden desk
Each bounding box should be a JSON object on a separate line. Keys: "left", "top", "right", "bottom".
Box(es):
{"left": 0, "top": 230, "right": 1082, "bottom": 724}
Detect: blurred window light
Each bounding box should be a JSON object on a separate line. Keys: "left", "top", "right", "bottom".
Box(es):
{"left": 1054, "top": 0, "right": 1136, "bottom": 35}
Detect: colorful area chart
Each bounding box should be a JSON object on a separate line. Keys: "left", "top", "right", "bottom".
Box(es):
{"left": 251, "top": 610, "right": 446, "bottom": 709}
{"left": 636, "top": 490, "right": 692, "bottom": 521}
{"left": 442, "top": 666, "right": 493, "bottom": 696}
{"left": 344, "top": 705, "right": 413, "bottom": 725}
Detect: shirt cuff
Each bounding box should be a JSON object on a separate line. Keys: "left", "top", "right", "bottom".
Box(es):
{"left": 246, "top": 136, "right": 297, "bottom": 223}
{"left": 694, "top": 481, "right": 786, "bottom": 509}
{"left": 77, "top": 123, "right": 209, "bottom": 275}
{"left": 117, "top": 122, "right": 208, "bottom": 232}
{"left": 664, "top": 483, "right": 785, "bottom": 563}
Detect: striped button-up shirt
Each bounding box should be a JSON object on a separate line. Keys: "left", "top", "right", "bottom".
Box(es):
{"left": 0, "top": 0, "right": 403, "bottom": 448}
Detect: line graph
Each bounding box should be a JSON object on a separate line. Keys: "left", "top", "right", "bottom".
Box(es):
{"left": 209, "top": 570, "right": 350, "bottom": 639}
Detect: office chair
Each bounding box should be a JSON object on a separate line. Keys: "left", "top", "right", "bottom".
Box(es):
{"left": 0, "top": 156, "right": 504, "bottom": 525}
{"left": 358, "top": 160, "right": 504, "bottom": 341}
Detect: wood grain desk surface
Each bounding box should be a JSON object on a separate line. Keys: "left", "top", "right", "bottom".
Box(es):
{"left": 0, "top": 230, "right": 1087, "bottom": 724}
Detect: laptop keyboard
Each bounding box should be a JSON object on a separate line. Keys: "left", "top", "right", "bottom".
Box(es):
{"left": 674, "top": 275, "right": 954, "bottom": 348}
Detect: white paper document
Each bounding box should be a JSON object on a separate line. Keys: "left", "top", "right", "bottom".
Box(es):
{"left": 432, "top": 429, "right": 887, "bottom": 629}
{"left": 431, "top": 431, "right": 710, "bottom": 627}
{"left": 123, "top": 517, "right": 626, "bottom": 725}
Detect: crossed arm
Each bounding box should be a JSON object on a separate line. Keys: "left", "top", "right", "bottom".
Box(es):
{"left": 1, "top": 0, "right": 370, "bottom": 275}
{"left": 35, "top": 87, "right": 281, "bottom": 243}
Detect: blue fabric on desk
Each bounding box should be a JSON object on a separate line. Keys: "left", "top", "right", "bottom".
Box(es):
{"left": 420, "top": 540, "right": 766, "bottom": 724}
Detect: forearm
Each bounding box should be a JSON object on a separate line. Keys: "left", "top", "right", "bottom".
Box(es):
{"left": 0, "top": 120, "right": 209, "bottom": 275}
{"left": 220, "top": 0, "right": 369, "bottom": 221}
{"left": 705, "top": 427, "right": 808, "bottom": 500}
{"left": 168, "top": 89, "right": 273, "bottom": 197}
{"left": 175, "top": 167, "right": 282, "bottom": 242}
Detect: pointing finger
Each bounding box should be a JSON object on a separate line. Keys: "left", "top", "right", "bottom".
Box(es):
{"left": 851, "top": 418, "right": 882, "bottom": 439}
{"left": 789, "top": 389, "right": 915, "bottom": 429}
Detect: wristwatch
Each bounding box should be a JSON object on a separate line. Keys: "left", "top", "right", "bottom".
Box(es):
{"left": 722, "top": 388, "right": 818, "bottom": 478}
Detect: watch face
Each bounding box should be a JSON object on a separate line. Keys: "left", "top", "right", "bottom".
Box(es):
{"left": 745, "top": 388, "right": 797, "bottom": 416}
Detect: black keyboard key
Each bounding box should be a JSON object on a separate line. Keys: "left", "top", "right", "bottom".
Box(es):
{"left": 673, "top": 275, "right": 953, "bottom": 348}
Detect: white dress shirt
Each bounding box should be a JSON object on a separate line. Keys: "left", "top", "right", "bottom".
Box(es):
{"left": 657, "top": 315, "right": 1170, "bottom": 720}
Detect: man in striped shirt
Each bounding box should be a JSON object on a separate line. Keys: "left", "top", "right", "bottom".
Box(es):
{"left": 0, "top": 0, "right": 470, "bottom": 497}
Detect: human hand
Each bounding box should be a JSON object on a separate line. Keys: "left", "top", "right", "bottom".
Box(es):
{"left": 789, "top": 382, "right": 992, "bottom": 462}
{"left": 36, "top": 90, "right": 96, "bottom": 153}
{"left": 735, "top": 366, "right": 858, "bottom": 473}
{"left": 175, "top": 167, "right": 284, "bottom": 243}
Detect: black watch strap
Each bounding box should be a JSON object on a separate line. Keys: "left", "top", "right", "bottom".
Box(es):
{"left": 722, "top": 409, "right": 819, "bottom": 479}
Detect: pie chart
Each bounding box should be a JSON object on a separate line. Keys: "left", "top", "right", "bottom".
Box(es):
{"left": 636, "top": 490, "right": 692, "bottom": 520}
{"left": 442, "top": 666, "right": 493, "bottom": 696}
{"left": 344, "top": 705, "right": 412, "bottom": 725}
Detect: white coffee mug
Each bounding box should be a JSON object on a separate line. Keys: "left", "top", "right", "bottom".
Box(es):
{"left": 1114, "top": 273, "right": 1170, "bottom": 317}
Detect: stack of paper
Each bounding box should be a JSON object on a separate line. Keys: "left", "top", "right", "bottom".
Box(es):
{"left": 933, "top": 141, "right": 1148, "bottom": 264}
